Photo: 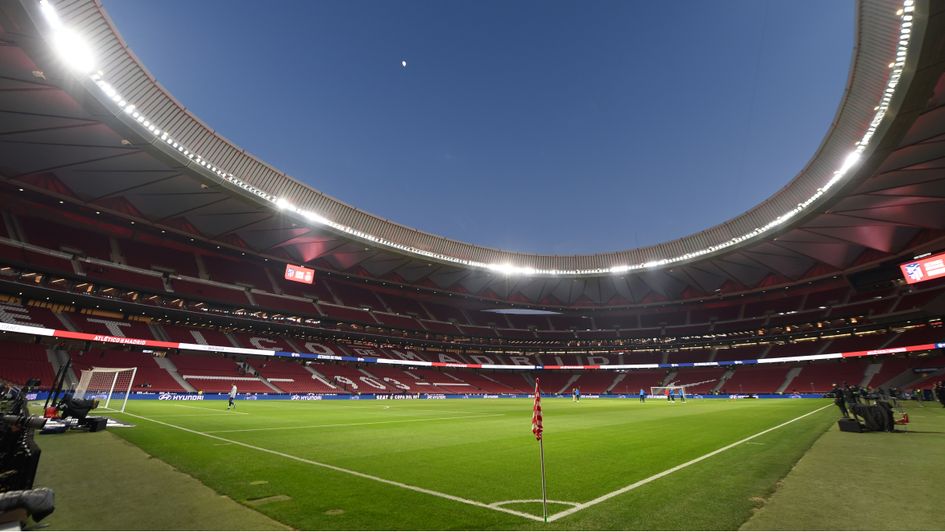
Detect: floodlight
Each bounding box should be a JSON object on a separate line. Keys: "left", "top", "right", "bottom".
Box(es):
{"left": 50, "top": 28, "right": 95, "bottom": 74}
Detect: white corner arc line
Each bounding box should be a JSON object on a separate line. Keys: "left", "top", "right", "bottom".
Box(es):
{"left": 546, "top": 404, "right": 834, "bottom": 522}
{"left": 121, "top": 412, "right": 544, "bottom": 522}
{"left": 490, "top": 499, "right": 580, "bottom": 509}
{"left": 205, "top": 413, "right": 505, "bottom": 434}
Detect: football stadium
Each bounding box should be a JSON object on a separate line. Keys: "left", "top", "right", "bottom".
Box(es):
{"left": 1, "top": 0, "right": 944, "bottom": 529}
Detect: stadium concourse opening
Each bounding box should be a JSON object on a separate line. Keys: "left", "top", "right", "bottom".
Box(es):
{"left": 1, "top": 0, "right": 944, "bottom": 530}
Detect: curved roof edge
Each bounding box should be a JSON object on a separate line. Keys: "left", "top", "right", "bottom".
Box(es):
{"left": 37, "top": 0, "right": 921, "bottom": 276}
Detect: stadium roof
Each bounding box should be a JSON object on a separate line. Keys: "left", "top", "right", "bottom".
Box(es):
{"left": 2, "top": 0, "right": 945, "bottom": 305}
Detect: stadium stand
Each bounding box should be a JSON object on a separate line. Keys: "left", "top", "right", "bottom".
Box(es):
{"left": 202, "top": 254, "right": 274, "bottom": 291}
{"left": 318, "top": 303, "right": 376, "bottom": 324}
{"left": 669, "top": 368, "right": 728, "bottom": 394}
{"left": 792, "top": 359, "right": 872, "bottom": 393}
{"left": 328, "top": 281, "right": 386, "bottom": 310}
{"left": 610, "top": 371, "right": 668, "bottom": 395}
{"left": 170, "top": 277, "right": 250, "bottom": 307}
{"left": 160, "top": 324, "right": 235, "bottom": 347}
{"left": 375, "top": 292, "right": 429, "bottom": 318}
{"left": 251, "top": 292, "right": 319, "bottom": 316}
{"left": 867, "top": 356, "right": 926, "bottom": 389}
{"left": 70, "top": 349, "right": 185, "bottom": 392}
{"left": 444, "top": 370, "right": 519, "bottom": 393}
{"left": 2, "top": 200, "right": 945, "bottom": 399}
{"left": 477, "top": 372, "right": 531, "bottom": 393}
{"left": 228, "top": 332, "right": 298, "bottom": 352}
{"left": 373, "top": 312, "right": 424, "bottom": 331}
{"left": 120, "top": 239, "right": 200, "bottom": 277}
{"left": 170, "top": 353, "right": 272, "bottom": 393}
{"left": 81, "top": 260, "right": 167, "bottom": 293}
{"left": 570, "top": 372, "right": 619, "bottom": 394}
{"left": 722, "top": 365, "right": 794, "bottom": 394}
{"left": 665, "top": 348, "right": 714, "bottom": 363}
{"left": 18, "top": 216, "right": 112, "bottom": 261}
{"left": 0, "top": 340, "right": 56, "bottom": 388}
{"left": 250, "top": 358, "right": 336, "bottom": 393}
{"left": 66, "top": 312, "right": 156, "bottom": 340}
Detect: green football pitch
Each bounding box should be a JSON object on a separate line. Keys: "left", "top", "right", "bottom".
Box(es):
{"left": 90, "top": 398, "right": 838, "bottom": 530}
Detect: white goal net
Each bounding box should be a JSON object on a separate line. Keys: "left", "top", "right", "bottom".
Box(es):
{"left": 651, "top": 378, "right": 716, "bottom": 399}
{"left": 74, "top": 367, "right": 137, "bottom": 413}
{"left": 650, "top": 385, "right": 688, "bottom": 399}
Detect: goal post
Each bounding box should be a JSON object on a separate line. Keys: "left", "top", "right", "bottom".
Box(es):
{"left": 650, "top": 385, "right": 688, "bottom": 399}
{"left": 651, "top": 378, "right": 717, "bottom": 399}
{"left": 74, "top": 367, "right": 138, "bottom": 413}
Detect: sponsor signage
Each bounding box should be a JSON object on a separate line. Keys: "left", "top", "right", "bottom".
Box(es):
{"left": 158, "top": 393, "right": 205, "bottom": 401}
{"left": 900, "top": 252, "right": 945, "bottom": 284}
{"left": 284, "top": 264, "right": 315, "bottom": 284}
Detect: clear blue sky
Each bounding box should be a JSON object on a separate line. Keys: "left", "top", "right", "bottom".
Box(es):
{"left": 102, "top": 0, "right": 854, "bottom": 255}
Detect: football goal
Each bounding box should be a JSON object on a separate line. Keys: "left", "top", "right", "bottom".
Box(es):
{"left": 651, "top": 379, "right": 717, "bottom": 399}
{"left": 74, "top": 367, "right": 137, "bottom": 413}
{"left": 651, "top": 385, "right": 689, "bottom": 399}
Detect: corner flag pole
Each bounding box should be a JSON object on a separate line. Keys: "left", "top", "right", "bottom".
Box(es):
{"left": 539, "top": 434, "right": 548, "bottom": 523}
{"left": 531, "top": 377, "right": 548, "bottom": 523}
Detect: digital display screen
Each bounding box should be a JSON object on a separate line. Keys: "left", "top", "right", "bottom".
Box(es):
{"left": 900, "top": 252, "right": 945, "bottom": 285}
{"left": 284, "top": 264, "right": 315, "bottom": 284}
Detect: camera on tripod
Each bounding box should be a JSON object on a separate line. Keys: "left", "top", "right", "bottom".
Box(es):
{"left": 0, "top": 379, "right": 55, "bottom": 528}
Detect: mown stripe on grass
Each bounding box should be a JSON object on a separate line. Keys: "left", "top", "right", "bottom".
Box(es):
{"left": 204, "top": 413, "right": 506, "bottom": 433}
{"left": 121, "top": 411, "right": 546, "bottom": 522}
{"left": 546, "top": 403, "right": 834, "bottom": 522}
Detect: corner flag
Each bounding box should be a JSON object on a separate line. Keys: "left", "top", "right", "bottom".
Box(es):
{"left": 531, "top": 378, "right": 543, "bottom": 441}
{"left": 532, "top": 377, "right": 547, "bottom": 522}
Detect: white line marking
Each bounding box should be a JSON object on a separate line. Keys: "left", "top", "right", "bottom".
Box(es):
{"left": 490, "top": 499, "right": 580, "bottom": 509}
{"left": 150, "top": 413, "right": 251, "bottom": 418}
{"left": 204, "top": 413, "right": 505, "bottom": 434}
{"left": 546, "top": 404, "right": 834, "bottom": 522}
{"left": 164, "top": 403, "right": 249, "bottom": 415}
{"left": 121, "top": 411, "right": 544, "bottom": 522}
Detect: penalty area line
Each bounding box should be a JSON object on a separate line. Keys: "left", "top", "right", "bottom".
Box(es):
{"left": 121, "top": 412, "right": 544, "bottom": 523}
{"left": 547, "top": 403, "right": 834, "bottom": 523}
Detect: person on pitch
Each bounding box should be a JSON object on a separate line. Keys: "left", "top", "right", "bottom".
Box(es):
{"left": 572, "top": 386, "right": 581, "bottom": 402}
{"left": 831, "top": 383, "right": 848, "bottom": 418}
{"left": 639, "top": 388, "right": 646, "bottom": 403}
{"left": 227, "top": 383, "right": 238, "bottom": 410}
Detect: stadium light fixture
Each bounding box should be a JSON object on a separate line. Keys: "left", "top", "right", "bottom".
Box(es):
{"left": 275, "top": 198, "right": 292, "bottom": 210}
{"left": 38, "top": 0, "right": 918, "bottom": 278}
{"left": 39, "top": 0, "right": 95, "bottom": 74}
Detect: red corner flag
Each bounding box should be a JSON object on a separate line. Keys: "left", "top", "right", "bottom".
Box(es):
{"left": 531, "top": 377, "right": 543, "bottom": 441}
{"left": 532, "top": 377, "right": 548, "bottom": 522}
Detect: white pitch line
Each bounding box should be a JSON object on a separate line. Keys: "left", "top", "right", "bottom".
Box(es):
{"left": 546, "top": 404, "right": 834, "bottom": 522}
{"left": 163, "top": 403, "right": 249, "bottom": 415}
{"left": 490, "top": 499, "right": 580, "bottom": 509}
{"left": 121, "top": 412, "right": 544, "bottom": 522}
{"left": 205, "top": 413, "right": 506, "bottom": 434}
{"left": 150, "top": 413, "right": 253, "bottom": 418}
